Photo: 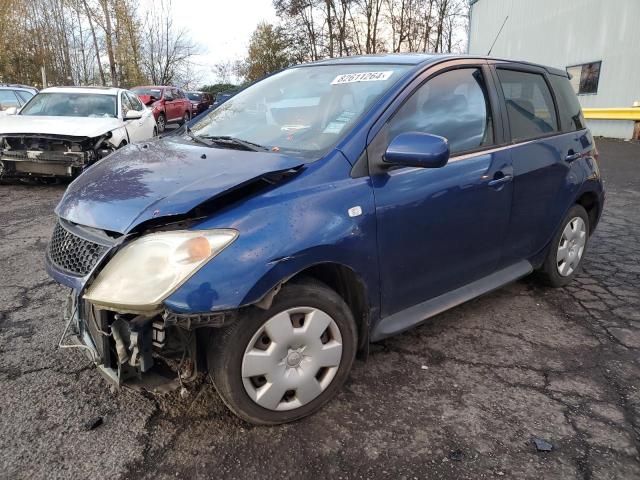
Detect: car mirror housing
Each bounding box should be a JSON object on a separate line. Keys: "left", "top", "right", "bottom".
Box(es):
{"left": 383, "top": 132, "right": 450, "bottom": 169}
{"left": 124, "top": 110, "right": 143, "bottom": 120}
{"left": 4, "top": 106, "right": 17, "bottom": 115}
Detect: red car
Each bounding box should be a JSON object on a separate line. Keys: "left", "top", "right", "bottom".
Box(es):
{"left": 131, "top": 86, "right": 191, "bottom": 132}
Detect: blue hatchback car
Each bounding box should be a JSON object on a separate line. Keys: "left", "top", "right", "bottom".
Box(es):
{"left": 47, "top": 54, "right": 604, "bottom": 424}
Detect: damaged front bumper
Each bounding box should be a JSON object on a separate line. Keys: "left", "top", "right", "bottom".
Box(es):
{"left": 0, "top": 133, "right": 114, "bottom": 179}
{"left": 60, "top": 290, "right": 229, "bottom": 393}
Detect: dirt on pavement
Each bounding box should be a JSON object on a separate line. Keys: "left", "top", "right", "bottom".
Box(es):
{"left": 0, "top": 138, "right": 639, "bottom": 479}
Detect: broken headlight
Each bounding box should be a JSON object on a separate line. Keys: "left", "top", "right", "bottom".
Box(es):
{"left": 83, "top": 229, "right": 238, "bottom": 312}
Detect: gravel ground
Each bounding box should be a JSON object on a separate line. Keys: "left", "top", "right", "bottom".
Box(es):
{"left": 0, "top": 138, "right": 639, "bottom": 479}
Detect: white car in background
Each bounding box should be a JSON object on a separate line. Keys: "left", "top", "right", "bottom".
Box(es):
{"left": 0, "top": 86, "right": 157, "bottom": 180}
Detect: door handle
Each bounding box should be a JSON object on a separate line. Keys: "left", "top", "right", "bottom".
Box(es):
{"left": 566, "top": 151, "right": 582, "bottom": 162}
{"left": 488, "top": 174, "right": 513, "bottom": 187}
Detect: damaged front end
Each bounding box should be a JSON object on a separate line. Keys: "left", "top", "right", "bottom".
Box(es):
{"left": 0, "top": 133, "right": 114, "bottom": 180}
{"left": 47, "top": 217, "right": 237, "bottom": 393}
{"left": 60, "top": 291, "right": 233, "bottom": 393}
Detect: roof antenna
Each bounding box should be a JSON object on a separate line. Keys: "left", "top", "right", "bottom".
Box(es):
{"left": 487, "top": 15, "right": 509, "bottom": 55}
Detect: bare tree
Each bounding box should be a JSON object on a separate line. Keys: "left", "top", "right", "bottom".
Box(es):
{"left": 140, "top": 0, "right": 200, "bottom": 86}
{"left": 275, "top": 0, "right": 469, "bottom": 60}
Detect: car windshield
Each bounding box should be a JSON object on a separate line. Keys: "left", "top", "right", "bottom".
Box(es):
{"left": 187, "top": 92, "right": 202, "bottom": 101}
{"left": 132, "top": 88, "right": 162, "bottom": 98}
{"left": 20, "top": 92, "right": 117, "bottom": 118}
{"left": 190, "top": 64, "right": 411, "bottom": 157}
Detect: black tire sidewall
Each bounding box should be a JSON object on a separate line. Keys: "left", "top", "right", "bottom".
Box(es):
{"left": 543, "top": 204, "right": 590, "bottom": 287}
{"left": 209, "top": 280, "right": 358, "bottom": 425}
{"left": 157, "top": 113, "right": 166, "bottom": 132}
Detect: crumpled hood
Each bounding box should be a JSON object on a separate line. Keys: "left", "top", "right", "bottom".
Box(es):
{"left": 56, "top": 137, "right": 304, "bottom": 233}
{"left": 0, "top": 115, "right": 122, "bottom": 138}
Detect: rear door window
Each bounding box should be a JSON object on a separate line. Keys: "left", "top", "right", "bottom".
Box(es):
{"left": 388, "top": 68, "right": 495, "bottom": 155}
{"left": 549, "top": 74, "right": 586, "bottom": 132}
{"left": 496, "top": 69, "right": 558, "bottom": 141}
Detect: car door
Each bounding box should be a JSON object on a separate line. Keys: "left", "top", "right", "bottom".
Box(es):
{"left": 177, "top": 89, "right": 189, "bottom": 118}
{"left": 490, "top": 64, "right": 583, "bottom": 266}
{"left": 163, "top": 88, "right": 177, "bottom": 121}
{"left": 370, "top": 63, "right": 514, "bottom": 318}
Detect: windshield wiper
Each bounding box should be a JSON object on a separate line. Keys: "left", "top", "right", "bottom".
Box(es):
{"left": 202, "top": 135, "right": 269, "bottom": 152}
{"left": 183, "top": 126, "right": 214, "bottom": 147}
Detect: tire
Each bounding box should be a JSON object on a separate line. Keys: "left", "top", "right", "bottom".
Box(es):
{"left": 208, "top": 278, "right": 357, "bottom": 425}
{"left": 156, "top": 113, "right": 166, "bottom": 133}
{"left": 153, "top": 127, "right": 158, "bottom": 137}
{"left": 539, "top": 204, "right": 590, "bottom": 287}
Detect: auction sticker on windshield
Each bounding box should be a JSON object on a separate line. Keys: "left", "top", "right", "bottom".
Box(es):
{"left": 331, "top": 71, "right": 394, "bottom": 85}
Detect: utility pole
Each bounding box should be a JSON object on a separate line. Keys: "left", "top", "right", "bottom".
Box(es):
{"left": 41, "top": 66, "right": 47, "bottom": 88}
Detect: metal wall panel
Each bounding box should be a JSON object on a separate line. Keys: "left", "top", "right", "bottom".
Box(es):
{"left": 469, "top": 0, "right": 640, "bottom": 118}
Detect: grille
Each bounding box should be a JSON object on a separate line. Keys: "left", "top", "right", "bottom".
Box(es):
{"left": 48, "top": 222, "right": 107, "bottom": 276}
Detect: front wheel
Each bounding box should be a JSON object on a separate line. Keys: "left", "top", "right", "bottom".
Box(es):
{"left": 208, "top": 279, "right": 357, "bottom": 425}
{"left": 539, "top": 204, "right": 590, "bottom": 287}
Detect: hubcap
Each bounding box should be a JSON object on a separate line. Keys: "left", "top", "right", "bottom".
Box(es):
{"left": 557, "top": 216, "right": 587, "bottom": 276}
{"left": 241, "top": 307, "right": 343, "bottom": 411}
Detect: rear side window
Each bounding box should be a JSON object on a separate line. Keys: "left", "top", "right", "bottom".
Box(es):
{"left": 496, "top": 69, "right": 558, "bottom": 142}
{"left": 388, "top": 68, "right": 495, "bottom": 155}
{"left": 549, "top": 74, "right": 586, "bottom": 132}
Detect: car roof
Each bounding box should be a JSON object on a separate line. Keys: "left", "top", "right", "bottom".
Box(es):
{"left": 41, "top": 86, "right": 121, "bottom": 95}
{"left": 299, "top": 53, "right": 566, "bottom": 76}
{"left": 304, "top": 53, "right": 450, "bottom": 66}
{"left": 0, "top": 84, "right": 38, "bottom": 92}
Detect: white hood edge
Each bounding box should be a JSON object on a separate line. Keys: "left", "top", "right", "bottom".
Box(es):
{"left": 0, "top": 115, "right": 122, "bottom": 138}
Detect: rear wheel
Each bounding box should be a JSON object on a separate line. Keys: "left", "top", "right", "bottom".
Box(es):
{"left": 208, "top": 279, "right": 357, "bottom": 425}
{"left": 539, "top": 204, "right": 589, "bottom": 287}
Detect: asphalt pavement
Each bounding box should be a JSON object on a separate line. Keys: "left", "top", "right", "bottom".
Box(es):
{"left": 1, "top": 138, "right": 639, "bottom": 479}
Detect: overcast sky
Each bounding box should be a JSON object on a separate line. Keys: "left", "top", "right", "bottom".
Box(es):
{"left": 169, "top": 0, "right": 278, "bottom": 84}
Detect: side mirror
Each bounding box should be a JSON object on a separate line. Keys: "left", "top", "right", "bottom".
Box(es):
{"left": 124, "top": 110, "right": 143, "bottom": 120}
{"left": 383, "top": 132, "right": 450, "bottom": 169}
{"left": 5, "top": 107, "right": 17, "bottom": 115}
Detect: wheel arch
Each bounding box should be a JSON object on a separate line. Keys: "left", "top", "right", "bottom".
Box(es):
{"left": 531, "top": 186, "right": 603, "bottom": 270}
{"left": 248, "top": 261, "right": 372, "bottom": 355}
{"left": 575, "top": 190, "right": 600, "bottom": 234}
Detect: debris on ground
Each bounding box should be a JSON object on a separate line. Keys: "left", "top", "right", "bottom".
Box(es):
{"left": 84, "top": 416, "right": 104, "bottom": 431}
{"left": 448, "top": 449, "right": 464, "bottom": 461}
{"left": 532, "top": 437, "right": 553, "bottom": 452}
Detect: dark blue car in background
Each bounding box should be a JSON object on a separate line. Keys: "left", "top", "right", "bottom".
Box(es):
{"left": 46, "top": 54, "right": 604, "bottom": 424}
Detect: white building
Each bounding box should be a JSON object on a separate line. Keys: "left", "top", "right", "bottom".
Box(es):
{"left": 468, "top": 0, "right": 640, "bottom": 139}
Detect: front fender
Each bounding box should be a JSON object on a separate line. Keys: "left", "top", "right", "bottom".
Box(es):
{"left": 163, "top": 150, "right": 380, "bottom": 317}
{"left": 107, "top": 127, "right": 128, "bottom": 147}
